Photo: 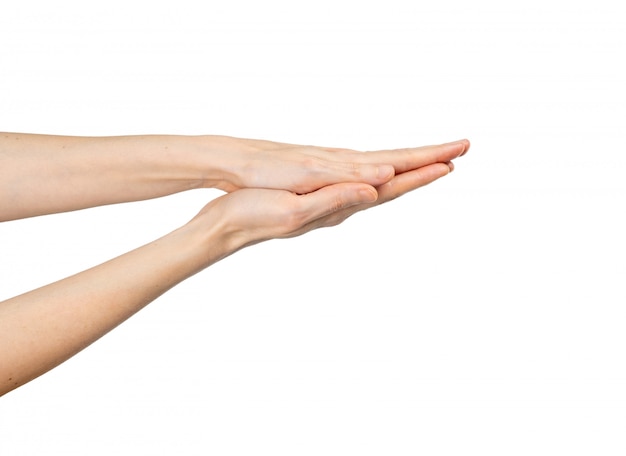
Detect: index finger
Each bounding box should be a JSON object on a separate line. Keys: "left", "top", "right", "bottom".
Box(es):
{"left": 324, "top": 139, "right": 470, "bottom": 174}
{"left": 365, "top": 139, "right": 470, "bottom": 174}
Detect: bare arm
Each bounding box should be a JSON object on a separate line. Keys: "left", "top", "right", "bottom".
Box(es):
{"left": 0, "top": 158, "right": 462, "bottom": 396}
{"left": 0, "top": 217, "right": 226, "bottom": 394}
{"left": 0, "top": 133, "right": 469, "bottom": 395}
{"left": 0, "top": 133, "right": 389, "bottom": 221}
{"left": 0, "top": 132, "right": 468, "bottom": 221}
{"left": 0, "top": 133, "right": 207, "bottom": 220}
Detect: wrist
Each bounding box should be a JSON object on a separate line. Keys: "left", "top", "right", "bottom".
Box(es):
{"left": 129, "top": 135, "right": 216, "bottom": 192}
{"left": 193, "top": 135, "right": 247, "bottom": 192}
{"left": 103, "top": 134, "right": 238, "bottom": 194}
{"left": 180, "top": 202, "right": 243, "bottom": 271}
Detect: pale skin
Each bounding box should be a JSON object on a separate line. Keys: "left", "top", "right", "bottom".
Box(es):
{"left": 0, "top": 133, "right": 470, "bottom": 395}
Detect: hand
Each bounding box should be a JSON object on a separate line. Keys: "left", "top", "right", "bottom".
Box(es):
{"left": 192, "top": 159, "right": 459, "bottom": 253}
{"left": 287, "top": 161, "right": 457, "bottom": 238}
{"left": 201, "top": 136, "right": 469, "bottom": 195}
{"left": 0, "top": 134, "right": 467, "bottom": 396}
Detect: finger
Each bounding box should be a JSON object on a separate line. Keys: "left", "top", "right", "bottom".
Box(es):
{"left": 289, "top": 162, "right": 452, "bottom": 236}
{"left": 320, "top": 160, "right": 395, "bottom": 187}
{"left": 361, "top": 139, "right": 470, "bottom": 174}
{"left": 295, "top": 182, "right": 378, "bottom": 227}
{"left": 318, "top": 162, "right": 452, "bottom": 221}
{"left": 376, "top": 162, "right": 452, "bottom": 203}
{"left": 287, "top": 156, "right": 395, "bottom": 194}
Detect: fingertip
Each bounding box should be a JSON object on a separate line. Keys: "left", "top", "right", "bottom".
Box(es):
{"left": 459, "top": 139, "right": 470, "bottom": 156}
{"left": 429, "top": 162, "right": 454, "bottom": 180}
{"left": 377, "top": 164, "right": 395, "bottom": 181}
{"left": 447, "top": 139, "right": 470, "bottom": 158}
{"left": 358, "top": 186, "right": 378, "bottom": 203}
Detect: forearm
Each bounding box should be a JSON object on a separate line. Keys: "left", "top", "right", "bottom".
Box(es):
{"left": 0, "top": 134, "right": 469, "bottom": 395}
{"left": 0, "top": 213, "right": 232, "bottom": 395}
{"left": 0, "top": 133, "right": 229, "bottom": 221}
{"left": 0, "top": 132, "right": 468, "bottom": 222}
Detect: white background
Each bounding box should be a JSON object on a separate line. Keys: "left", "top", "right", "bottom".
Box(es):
{"left": 1, "top": 0, "right": 625, "bottom": 454}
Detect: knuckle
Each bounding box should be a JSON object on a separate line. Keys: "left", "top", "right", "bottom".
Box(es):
{"left": 323, "top": 210, "right": 354, "bottom": 228}
{"left": 381, "top": 180, "right": 400, "bottom": 201}
{"left": 324, "top": 214, "right": 346, "bottom": 228}
{"left": 330, "top": 195, "right": 346, "bottom": 213}
{"left": 350, "top": 161, "right": 362, "bottom": 179}
{"left": 302, "top": 156, "right": 318, "bottom": 169}
{"left": 284, "top": 201, "right": 308, "bottom": 231}
{"left": 302, "top": 153, "right": 328, "bottom": 173}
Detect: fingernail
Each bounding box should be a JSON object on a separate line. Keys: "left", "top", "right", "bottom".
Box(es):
{"left": 452, "top": 139, "right": 469, "bottom": 157}
{"left": 377, "top": 164, "right": 394, "bottom": 180}
{"left": 461, "top": 139, "right": 470, "bottom": 156}
{"left": 444, "top": 139, "right": 467, "bottom": 155}
{"left": 359, "top": 188, "right": 378, "bottom": 203}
